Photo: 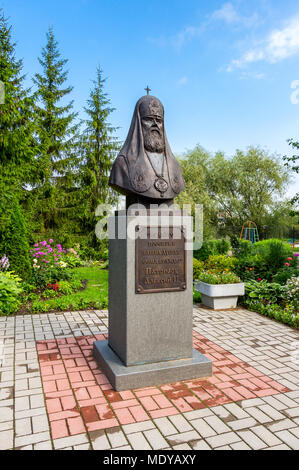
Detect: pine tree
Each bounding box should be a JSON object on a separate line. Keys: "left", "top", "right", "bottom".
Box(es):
{"left": 79, "top": 66, "right": 119, "bottom": 240}
{"left": 31, "top": 26, "right": 79, "bottom": 233}
{"left": 0, "top": 9, "right": 35, "bottom": 255}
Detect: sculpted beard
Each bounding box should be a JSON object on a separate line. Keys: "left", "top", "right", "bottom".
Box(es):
{"left": 143, "top": 127, "right": 165, "bottom": 153}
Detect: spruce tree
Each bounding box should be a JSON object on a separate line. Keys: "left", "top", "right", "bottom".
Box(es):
{"left": 0, "top": 9, "right": 35, "bottom": 261}
{"left": 0, "top": 11, "right": 34, "bottom": 218}
{"left": 79, "top": 66, "right": 119, "bottom": 240}
{"left": 31, "top": 26, "right": 79, "bottom": 234}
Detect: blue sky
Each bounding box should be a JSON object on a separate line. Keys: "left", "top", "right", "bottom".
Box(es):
{"left": 2, "top": 0, "right": 299, "bottom": 196}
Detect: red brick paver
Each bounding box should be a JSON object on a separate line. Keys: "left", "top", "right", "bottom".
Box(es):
{"left": 37, "top": 331, "right": 289, "bottom": 440}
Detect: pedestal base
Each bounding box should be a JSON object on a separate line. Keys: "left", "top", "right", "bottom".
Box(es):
{"left": 93, "top": 340, "right": 212, "bottom": 391}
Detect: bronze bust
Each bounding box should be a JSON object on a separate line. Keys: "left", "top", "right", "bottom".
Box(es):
{"left": 109, "top": 94, "right": 185, "bottom": 206}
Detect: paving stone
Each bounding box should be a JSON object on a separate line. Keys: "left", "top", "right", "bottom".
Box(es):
{"left": 206, "top": 432, "right": 241, "bottom": 449}
{"left": 236, "top": 430, "right": 267, "bottom": 450}
{"left": 127, "top": 432, "right": 152, "bottom": 450}
{"left": 0, "top": 430, "right": 13, "bottom": 450}
{"left": 275, "top": 430, "right": 299, "bottom": 450}
{"left": 143, "top": 429, "right": 168, "bottom": 449}
{"left": 106, "top": 426, "right": 128, "bottom": 448}
{"left": 153, "top": 417, "right": 178, "bottom": 436}
{"left": 251, "top": 425, "right": 283, "bottom": 446}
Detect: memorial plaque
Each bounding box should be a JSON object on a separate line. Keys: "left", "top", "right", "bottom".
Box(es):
{"left": 135, "top": 226, "right": 186, "bottom": 294}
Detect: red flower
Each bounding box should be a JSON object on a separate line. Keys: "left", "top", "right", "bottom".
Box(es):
{"left": 53, "top": 283, "right": 59, "bottom": 291}
{"left": 258, "top": 278, "right": 262, "bottom": 282}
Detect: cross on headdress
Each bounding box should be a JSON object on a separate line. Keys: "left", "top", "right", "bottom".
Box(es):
{"left": 144, "top": 85, "right": 151, "bottom": 95}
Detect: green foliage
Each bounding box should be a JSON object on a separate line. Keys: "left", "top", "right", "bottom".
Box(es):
{"left": 29, "top": 266, "right": 108, "bottom": 313}
{"left": 246, "top": 301, "right": 298, "bottom": 328}
{"left": 0, "top": 198, "right": 32, "bottom": 279}
{"left": 231, "top": 236, "right": 253, "bottom": 258}
{"left": 198, "top": 271, "right": 241, "bottom": 285}
{"left": 286, "top": 276, "right": 299, "bottom": 310}
{"left": 233, "top": 254, "right": 266, "bottom": 281}
{"left": 206, "top": 147, "right": 289, "bottom": 237}
{"left": 78, "top": 66, "right": 119, "bottom": 241}
{"left": 0, "top": 10, "right": 36, "bottom": 245}
{"left": 283, "top": 139, "right": 299, "bottom": 218}
{"left": 204, "top": 254, "right": 237, "bottom": 272}
{"left": 252, "top": 239, "right": 295, "bottom": 278}
{"left": 273, "top": 267, "right": 299, "bottom": 285}
{"left": 245, "top": 280, "right": 286, "bottom": 305}
{"left": 194, "top": 238, "right": 230, "bottom": 261}
{"left": 193, "top": 258, "right": 204, "bottom": 280}
{"left": 193, "top": 289, "right": 201, "bottom": 304}
{"left": 0, "top": 271, "right": 23, "bottom": 315}
{"left": 30, "top": 26, "right": 80, "bottom": 233}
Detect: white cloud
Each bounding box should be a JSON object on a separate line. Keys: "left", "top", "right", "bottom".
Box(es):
{"left": 149, "top": 3, "right": 258, "bottom": 50}
{"left": 227, "top": 16, "right": 299, "bottom": 71}
{"left": 177, "top": 76, "right": 188, "bottom": 86}
{"left": 212, "top": 3, "right": 241, "bottom": 23}
{"left": 211, "top": 2, "right": 259, "bottom": 27}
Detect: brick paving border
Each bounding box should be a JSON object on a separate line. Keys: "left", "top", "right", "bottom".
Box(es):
{"left": 0, "top": 307, "right": 298, "bottom": 450}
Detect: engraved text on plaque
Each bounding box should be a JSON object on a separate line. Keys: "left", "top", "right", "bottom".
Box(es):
{"left": 135, "top": 226, "right": 186, "bottom": 294}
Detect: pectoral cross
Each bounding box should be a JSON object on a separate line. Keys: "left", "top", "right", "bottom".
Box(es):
{"left": 145, "top": 85, "right": 151, "bottom": 95}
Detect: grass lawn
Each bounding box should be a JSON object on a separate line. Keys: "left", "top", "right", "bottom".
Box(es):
{"left": 29, "top": 266, "right": 108, "bottom": 313}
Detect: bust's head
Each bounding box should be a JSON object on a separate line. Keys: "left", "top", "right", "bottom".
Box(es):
{"left": 139, "top": 96, "right": 165, "bottom": 154}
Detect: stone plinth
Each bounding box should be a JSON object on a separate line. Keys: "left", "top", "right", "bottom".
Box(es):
{"left": 93, "top": 208, "right": 212, "bottom": 390}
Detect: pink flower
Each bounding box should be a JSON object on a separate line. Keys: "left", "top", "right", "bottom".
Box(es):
{"left": 258, "top": 278, "right": 262, "bottom": 282}
{"left": 49, "top": 239, "right": 53, "bottom": 243}
{"left": 287, "top": 257, "right": 292, "bottom": 261}
{"left": 285, "top": 262, "right": 290, "bottom": 267}
{"left": 34, "top": 243, "right": 38, "bottom": 247}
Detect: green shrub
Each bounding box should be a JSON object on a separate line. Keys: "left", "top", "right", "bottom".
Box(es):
{"left": 193, "top": 289, "right": 201, "bottom": 303}
{"left": 252, "top": 239, "right": 295, "bottom": 278}
{"left": 0, "top": 198, "right": 32, "bottom": 280}
{"left": 231, "top": 237, "right": 253, "bottom": 258}
{"left": 0, "top": 272, "right": 23, "bottom": 315}
{"left": 273, "top": 267, "right": 299, "bottom": 285}
{"left": 198, "top": 271, "right": 241, "bottom": 285}
{"left": 193, "top": 259, "right": 204, "bottom": 279}
{"left": 233, "top": 254, "right": 266, "bottom": 281}
{"left": 194, "top": 238, "right": 230, "bottom": 261}
{"left": 246, "top": 301, "right": 298, "bottom": 328}
{"left": 286, "top": 276, "right": 299, "bottom": 310}
{"left": 205, "top": 254, "right": 237, "bottom": 272}
{"left": 244, "top": 280, "right": 286, "bottom": 305}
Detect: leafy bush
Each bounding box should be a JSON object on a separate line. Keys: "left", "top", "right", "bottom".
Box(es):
{"left": 231, "top": 237, "right": 253, "bottom": 258}
{"left": 0, "top": 198, "right": 32, "bottom": 280}
{"left": 245, "top": 280, "right": 286, "bottom": 305}
{"left": 252, "top": 239, "right": 295, "bottom": 279}
{"left": 286, "top": 276, "right": 299, "bottom": 310}
{"left": 0, "top": 272, "right": 23, "bottom": 315}
{"left": 233, "top": 254, "right": 266, "bottom": 281}
{"left": 194, "top": 238, "right": 230, "bottom": 261}
{"left": 198, "top": 271, "right": 241, "bottom": 285}
{"left": 29, "top": 239, "right": 74, "bottom": 287}
{"left": 246, "top": 301, "right": 298, "bottom": 328}
{"left": 204, "top": 254, "right": 237, "bottom": 272}
{"left": 193, "top": 289, "right": 201, "bottom": 303}
{"left": 273, "top": 267, "right": 299, "bottom": 285}
{"left": 193, "top": 258, "right": 204, "bottom": 279}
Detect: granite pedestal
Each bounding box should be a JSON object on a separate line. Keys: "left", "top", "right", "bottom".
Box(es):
{"left": 93, "top": 208, "right": 212, "bottom": 390}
